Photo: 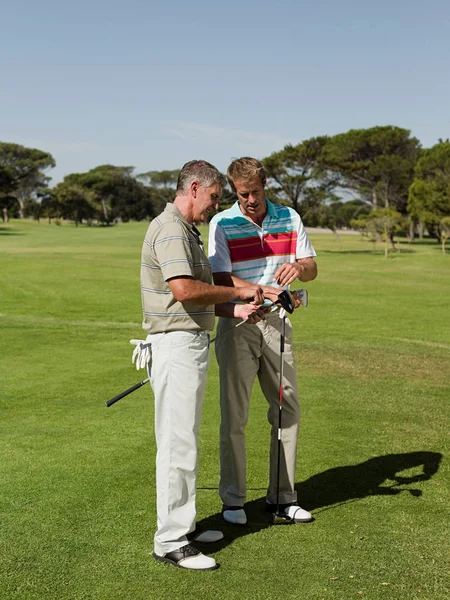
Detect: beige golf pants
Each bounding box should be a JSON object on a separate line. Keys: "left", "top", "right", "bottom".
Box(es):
{"left": 147, "top": 330, "right": 210, "bottom": 555}
{"left": 215, "top": 312, "right": 300, "bottom": 507}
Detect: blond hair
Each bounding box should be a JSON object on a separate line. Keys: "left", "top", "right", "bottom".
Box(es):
{"left": 226, "top": 157, "right": 267, "bottom": 192}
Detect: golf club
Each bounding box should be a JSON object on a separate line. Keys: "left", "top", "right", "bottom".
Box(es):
{"left": 272, "top": 289, "right": 308, "bottom": 524}
{"left": 273, "top": 309, "right": 296, "bottom": 524}
{"left": 105, "top": 289, "right": 308, "bottom": 408}
{"left": 105, "top": 378, "right": 150, "bottom": 407}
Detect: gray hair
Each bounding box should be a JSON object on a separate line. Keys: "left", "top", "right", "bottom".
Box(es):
{"left": 176, "top": 160, "right": 227, "bottom": 195}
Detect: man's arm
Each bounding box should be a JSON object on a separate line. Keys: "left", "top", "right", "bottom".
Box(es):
{"left": 167, "top": 276, "right": 265, "bottom": 305}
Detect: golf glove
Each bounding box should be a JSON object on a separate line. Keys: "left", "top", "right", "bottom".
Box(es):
{"left": 130, "top": 339, "right": 152, "bottom": 370}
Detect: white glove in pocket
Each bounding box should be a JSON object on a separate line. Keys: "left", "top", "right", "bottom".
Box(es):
{"left": 130, "top": 339, "right": 152, "bottom": 370}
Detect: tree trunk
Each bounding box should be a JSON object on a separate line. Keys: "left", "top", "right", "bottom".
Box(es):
{"left": 389, "top": 232, "right": 398, "bottom": 252}
{"left": 418, "top": 221, "right": 424, "bottom": 239}
{"left": 101, "top": 198, "right": 109, "bottom": 222}
{"left": 2, "top": 207, "right": 8, "bottom": 222}
{"left": 17, "top": 198, "right": 24, "bottom": 219}
{"left": 372, "top": 188, "right": 378, "bottom": 209}
{"left": 409, "top": 221, "right": 415, "bottom": 242}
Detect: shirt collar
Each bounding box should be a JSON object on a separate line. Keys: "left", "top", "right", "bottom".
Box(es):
{"left": 164, "top": 202, "right": 204, "bottom": 250}
{"left": 164, "top": 202, "right": 190, "bottom": 226}
{"left": 229, "top": 198, "right": 277, "bottom": 220}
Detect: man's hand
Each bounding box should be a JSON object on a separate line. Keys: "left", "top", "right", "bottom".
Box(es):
{"left": 274, "top": 263, "right": 303, "bottom": 287}
{"left": 236, "top": 286, "right": 265, "bottom": 305}
{"left": 234, "top": 304, "right": 266, "bottom": 324}
{"left": 261, "top": 285, "right": 282, "bottom": 304}
{"left": 274, "top": 258, "right": 317, "bottom": 286}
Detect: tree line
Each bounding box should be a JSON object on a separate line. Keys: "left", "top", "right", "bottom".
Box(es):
{"left": 1, "top": 125, "right": 449, "bottom": 251}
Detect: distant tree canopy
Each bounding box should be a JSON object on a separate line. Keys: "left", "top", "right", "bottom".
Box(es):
{"left": 0, "top": 142, "right": 55, "bottom": 219}
{"left": 137, "top": 169, "right": 180, "bottom": 188}
{"left": 262, "top": 136, "right": 333, "bottom": 214}
{"left": 1, "top": 129, "right": 449, "bottom": 239}
{"left": 63, "top": 164, "right": 155, "bottom": 223}
{"left": 321, "top": 126, "right": 421, "bottom": 213}
{"left": 407, "top": 140, "right": 450, "bottom": 244}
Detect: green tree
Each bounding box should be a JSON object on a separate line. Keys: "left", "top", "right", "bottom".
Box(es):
{"left": 351, "top": 208, "right": 404, "bottom": 257}
{"left": 0, "top": 165, "right": 16, "bottom": 222}
{"left": 137, "top": 169, "right": 180, "bottom": 188}
{"left": 137, "top": 169, "right": 182, "bottom": 217}
{"left": 304, "top": 198, "right": 371, "bottom": 235}
{"left": 407, "top": 140, "right": 450, "bottom": 239}
{"left": 39, "top": 189, "right": 62, "bottom": 224}
{"left": 53, "top": 182, "right": 96, "bottom": 226}
{"left": 262, "top": 136, "right": 334, "bottom": 215}
{"left": 0, "top": 142, "right": 55, "bottom": 218}
{"left": 322, "top": 126, "right": 421, "bottom": 213}
{"left": 65, "top": 165, "right": 156, "bottom": 222}
{"left": 439, "top": 216, "right": 450, "bottom": 254}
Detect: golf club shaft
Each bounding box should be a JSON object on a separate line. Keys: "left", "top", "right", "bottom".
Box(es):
{"left": 209, "top": 317, "right": 247, "bottom": 344}
{"left": 276, "top": 314, "right": 286, "bottom": 516}
{"left": 105, "top": 378, "right": 149, "bottom": 407}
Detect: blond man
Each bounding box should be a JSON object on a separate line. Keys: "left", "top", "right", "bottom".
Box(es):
{"left": 208, "top": 157, "right": 317, "bottom": 525}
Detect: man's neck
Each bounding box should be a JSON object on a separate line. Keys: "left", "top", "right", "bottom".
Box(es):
{"left": 238, "top": 203, "right": 267, "bottom": 227}
{"left": 173, "top": 195, "right": 193, "bottom": 224}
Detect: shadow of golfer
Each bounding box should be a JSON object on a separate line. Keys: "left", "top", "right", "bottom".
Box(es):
{"left": 195, "top": 451, "right": 442, "bottom": 550}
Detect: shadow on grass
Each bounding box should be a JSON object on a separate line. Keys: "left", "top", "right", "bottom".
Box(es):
{"left": 195, "top": 451, "right": 442, "bottom": 549}
{"left": 0, "top": 226, "right": 22, "bottom": 235}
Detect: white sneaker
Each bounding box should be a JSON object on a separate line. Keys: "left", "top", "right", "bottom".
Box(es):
{"left": 266, "top": 502, "right": 313, "bottom": 523}
{"left": 283, "top": 504, "right": 313, "bottom": 522}
{"left": 222, "top": 505, "right": 247, "bottom": 525}
{"left": 153, "top": 543, "right": 219, "bottom": 571}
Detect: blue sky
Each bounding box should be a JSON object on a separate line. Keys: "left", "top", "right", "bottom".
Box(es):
{"left": 1, "top": 0, "right": 449, "bottom": 183}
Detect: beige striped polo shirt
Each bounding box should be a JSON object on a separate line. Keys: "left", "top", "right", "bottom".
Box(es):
{"left": 140, "top": 203, "right": 215, "bottom": 334}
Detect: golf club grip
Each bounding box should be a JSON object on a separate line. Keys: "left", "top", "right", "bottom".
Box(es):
{"left": 105, "top": 379, "right": 149, "bottom": 407}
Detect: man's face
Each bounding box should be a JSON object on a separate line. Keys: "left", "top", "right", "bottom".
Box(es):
{"left": 192, "top": 182, "right": 221, "bottom": 222}
{"left": 233, "top": 177, "right": 266, "bottom": 222}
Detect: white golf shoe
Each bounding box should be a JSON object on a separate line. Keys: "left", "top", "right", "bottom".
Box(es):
{"left": 267, "top": 502, "right": 313, "bottom": 523}
{"left": 153, "top": 543, "right": 219, "bottom": 571}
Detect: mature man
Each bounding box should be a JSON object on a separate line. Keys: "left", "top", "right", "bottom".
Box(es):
{"left": 208, "top": 157, "right": 318, "bottom": 526}
{"left": 141, "top": 160, "right": 270, "bottom": 571}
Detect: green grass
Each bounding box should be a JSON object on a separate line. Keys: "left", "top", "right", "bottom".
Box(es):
{"left": 1, "top": 220, "right": 449, "bottom": 600}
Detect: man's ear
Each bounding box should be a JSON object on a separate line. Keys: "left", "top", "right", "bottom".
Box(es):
{"left": 191, "top": 180, "right": 199, "bottom": 197}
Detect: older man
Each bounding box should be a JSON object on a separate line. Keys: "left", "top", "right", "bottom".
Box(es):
{"left": 208, "top": 157, "right": 318, "bottom": 527}
{"left": 141, "top": 160, "right": 270, "bottom": 571}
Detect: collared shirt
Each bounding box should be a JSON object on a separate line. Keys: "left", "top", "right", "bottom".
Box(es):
{"left": 208, "top": 199, "right": 316, "bottom": 287}
{"left": 141, "top": 203, "right": 214, "bottom": 334}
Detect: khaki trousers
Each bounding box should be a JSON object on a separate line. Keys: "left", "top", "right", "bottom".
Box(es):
{"left": 215, "top": 312, "right": 300, "bottom": 507}
{"left": 146, "top": 330, "right": 210, "bottom": 555}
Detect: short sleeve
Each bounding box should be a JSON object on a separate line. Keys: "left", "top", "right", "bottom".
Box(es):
{"left": 153, "top": 222, "right": 195, "bottom": 281}
{"left": 295, "top": 214, "right": 316, "bottom": 259}
{"left": 208, "top": 219, "right": 232, "bottom": 273}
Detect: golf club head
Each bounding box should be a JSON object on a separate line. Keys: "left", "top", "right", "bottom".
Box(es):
{"left": 272, "top": 513, "right": 296, "bottom": 525}
{"left": 277, "top": 290, "right": 295, "bottom": 314}
{"left": 292, "top": 289, "right": 308, "bottom": 307}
